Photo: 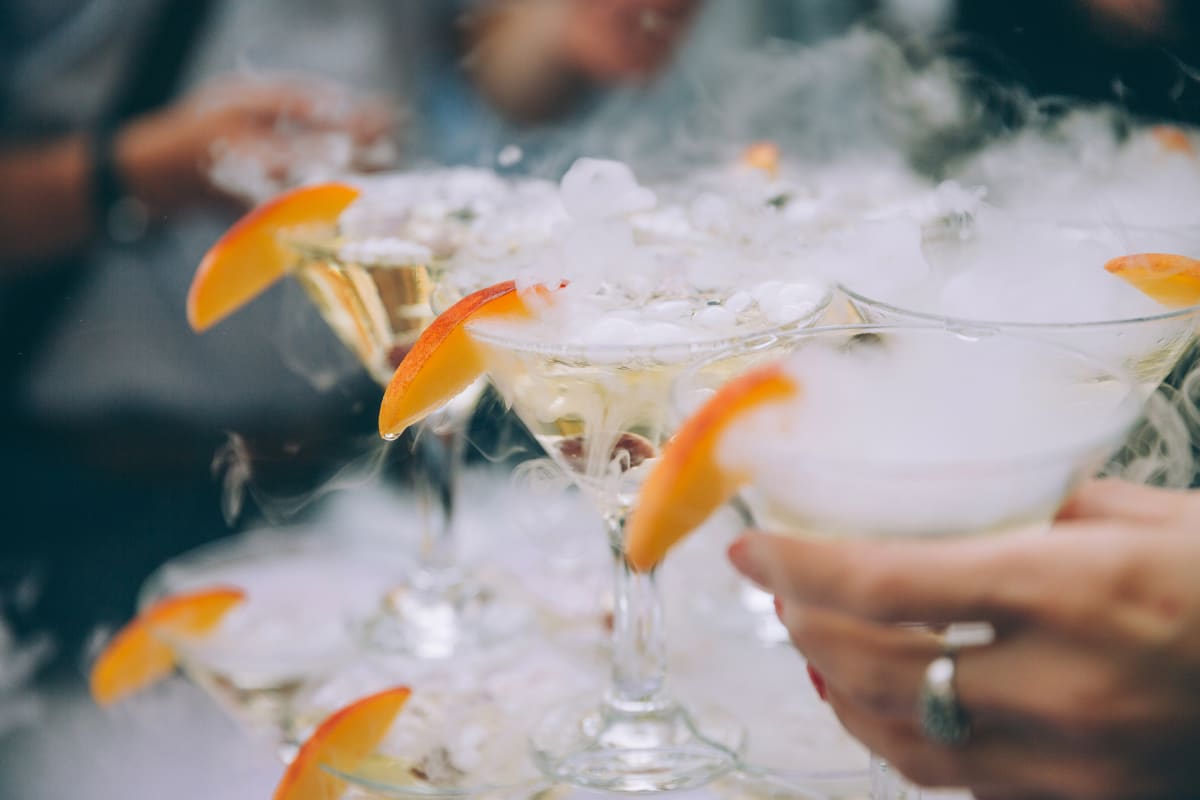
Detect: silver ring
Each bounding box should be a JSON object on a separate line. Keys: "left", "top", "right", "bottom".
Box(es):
{"left": 918, "top": 649, "right": 970, "bottom": 746}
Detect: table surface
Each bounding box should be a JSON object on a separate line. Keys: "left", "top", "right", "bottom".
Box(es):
{"left": 0, "top": 470, "right": 972, "bottom": 800}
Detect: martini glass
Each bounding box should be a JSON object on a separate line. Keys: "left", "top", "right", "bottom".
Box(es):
{"left": 842, "top": 286, "right": 1200, "bottom": 394}
{"left": 137, "top": 528, "right": 399, "bottom": 756}
{"left": 460, "top": 285, "right": 832, "bottom": 792}
{"left": 671, "top": 325, "right": 1145, "bottom": 799}
{"left": 842, "top": 285, "right": 1200, "bottom": 489}
{"left": 284, "top": 233, "right": 519, "bottom": 658}
{"left": 836, "top": 214, "right": 1200, "bottom": 394}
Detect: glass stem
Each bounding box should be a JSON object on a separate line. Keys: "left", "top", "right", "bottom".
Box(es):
{"left": 606, "top": 511, "right": 670, "bottom": 711}
{"left": 871, "top": 756, "right": 921, "bottom": 800}
{"left": 409, "top": 414, "right": 466, "bottom": 600}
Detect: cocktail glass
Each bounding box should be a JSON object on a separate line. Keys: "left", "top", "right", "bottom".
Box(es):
{"left": 460, "top": 288, "right": 832, "bottom": 792}
{"left": 842, "top": 283, "right": 1200, "bottom": 489}
{"left": 836, "top": 214, "right": 1200, "bottom": 396}
{"left": 842, "top": 286, "right": 1200, "bottom": 394}
{"left": 662, "top": 325, "right": 1146, "bottom": 799}
{"left": 138, "top": 528, "right": 399, "bottom": 757}
{"left": 283, "top": 232, "right": 524, "bottom": 658}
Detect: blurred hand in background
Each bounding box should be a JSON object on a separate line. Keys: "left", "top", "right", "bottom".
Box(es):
{"left": 120, "top": 74, "right": 396, "bottom": 213}
{"left": 0, "top": 73, "right": 395, "bottom": 269}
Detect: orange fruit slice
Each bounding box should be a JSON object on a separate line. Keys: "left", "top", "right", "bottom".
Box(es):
{"left": 1152, "top": 125, "right": 1195, "bottom": 156}
{"left": 89, "top": 587, "right": 245, "bottom": 706}
{"left": 378, "top": 280, "right": 552, "bottom": 438}
{"left": 742, "top": 141, "right": 781, "bottom": 178}
{"left": 1105, "top": 253, "right": 1200, "bottom": 309}
{"left": 187, "top": 182, "right": 360, "bottom": 331}
{"left": 625, "top": 364, "right": 801, "bottom": 571}
{"left": 273, "top": 686, "right": 411, "bottom": 800}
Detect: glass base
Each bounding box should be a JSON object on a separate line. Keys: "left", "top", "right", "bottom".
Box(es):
{"left": 530, "top": 695, "right": 745, "bottom": 793}
{"left": 360, "top": 576, "right": 532, "bottom": 659}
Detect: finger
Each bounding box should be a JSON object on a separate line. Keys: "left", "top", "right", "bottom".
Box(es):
{"left": 196, "top": 76, "right": 393, "bottom": 137}
{"left": 730, "top": 530, "right": 1052, "bottom": 625}
{"left": 779, "top": 602, "right": 942, "bottom": 719}
{"left": 779, "top": 596, "right": 1152, "bottom": 738}
{"left": 780, "top": 602, "right": 1022, "bottom": 726}
{"left": 825, "top": 684, "right": 1124, "bottom": 798}
{"left": 1054, "top": 479, "right": 1189, "bottom": 525}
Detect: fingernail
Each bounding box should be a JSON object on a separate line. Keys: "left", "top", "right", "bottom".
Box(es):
{"left": 727, "top": 536, "right": 768, "bottom": 586}
{"left": 806, "top": 663, "right": 828, "bottom": 702}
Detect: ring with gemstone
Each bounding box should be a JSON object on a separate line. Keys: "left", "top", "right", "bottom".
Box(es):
{"left": 918, "top": 649, "right": 970, "bottom": 746}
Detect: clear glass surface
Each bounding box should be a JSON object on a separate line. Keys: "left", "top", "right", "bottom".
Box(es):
{"left": 285, "top": 235, "right": 516, "bottom": 658}
{"left": 466, "top": 293, "right": 831, "bottom": 793}
{"left": 843, "top": 286, "right": 1200, "bottom": 388}
{"left": 138, "top": 529, "right": 399, "bottom": 758}
{"left": 835, "top": 212, "right": 1200, "bottom": 378}
{"left": 841, "top": 278, "right": 1200, "bottom": 490}
{"left": 673, "top": 325, "right": 1145, "bottom": 798}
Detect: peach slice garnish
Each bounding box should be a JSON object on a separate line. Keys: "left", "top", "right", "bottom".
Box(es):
{"left": 1152, "top": 125, "right": 1195, "bottom": 156}
{"left": 1105, "top": 253, "right": 1200, "bottom": 309}
{"left": 89, "top": 587, "right": 245, "bottom": 707}
{"left": 625, "top": 364, "right": 801, "bottom": 572}
{"left": 742, "top": 141, "right": 781, "bottom": 178}
{"left": 187, "top": 182, "right": 360, "bottom": 332}
{"left": 379, "top": 280, "right": 552, "bottom": 438}
{"left": 273, "top": 686, "right": 411, "bottom": 800}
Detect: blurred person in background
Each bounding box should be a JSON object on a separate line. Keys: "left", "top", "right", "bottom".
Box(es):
{"left": 734, "top": 0, "right": 1200, "bottom": 123}
{"left": 0, "top": 0, "right": 698, "bottom": 672}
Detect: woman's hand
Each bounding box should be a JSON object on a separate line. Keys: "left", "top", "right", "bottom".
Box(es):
{"left": 728, "top": 480, "right": 1200, "bottom": 799}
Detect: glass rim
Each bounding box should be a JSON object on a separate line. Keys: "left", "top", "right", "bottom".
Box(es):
{"left": 136, "top": 528, "right": 394, "bottom": 612}
{"left": 672, "top": 323, "right": 1145, "bottom": 476}
{"left": 463, "top": 285, "right": 835, "bottom": 361}
{"left": 839, "top": 281, "right": 1200, "bottom": 330}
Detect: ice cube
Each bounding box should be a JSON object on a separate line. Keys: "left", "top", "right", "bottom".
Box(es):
{"left": 560, "top": 158, "right": 657, "bottom": 221}
{"left": 767, "top": 303, "right": 816, "bottom": 325}
{"left": 694, "top": 305, "right": 737, "bottom": 329}
{"left": 779, "top": 282, "right": 827, "bottom": 307}
{"left": 689, "top": 193, "right": 732, "bottom": 234}
{"left": 725, "top": 291, "right": 754, "bottom": 313}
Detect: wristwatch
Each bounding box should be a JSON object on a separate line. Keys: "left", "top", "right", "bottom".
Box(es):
{"left": 90, "top": 120, "right": 150, "bottom": 244}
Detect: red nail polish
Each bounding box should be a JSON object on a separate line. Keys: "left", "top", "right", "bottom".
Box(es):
{"left": 807, "top": 663, "right": 828, "bottom": 702}
{"left": 727, "top": 539, "right": 747, "bottom": 564}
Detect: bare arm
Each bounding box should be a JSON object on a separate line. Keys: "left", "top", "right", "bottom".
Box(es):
{"left": 0, "top": 75, "right": 394, "bottom": 277}
{"left": 0, "top": 135, "right": 96, "bottom": 273}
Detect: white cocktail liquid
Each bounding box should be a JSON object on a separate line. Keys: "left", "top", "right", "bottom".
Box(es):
{"left": 470, "top": 279, "right": 829, "bottom": 511}
{"left": 151, "top": 548, "right": 398, "bottom": 732}
{"left": 714, "top": 330, "right": 1142, "bottom": 540}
